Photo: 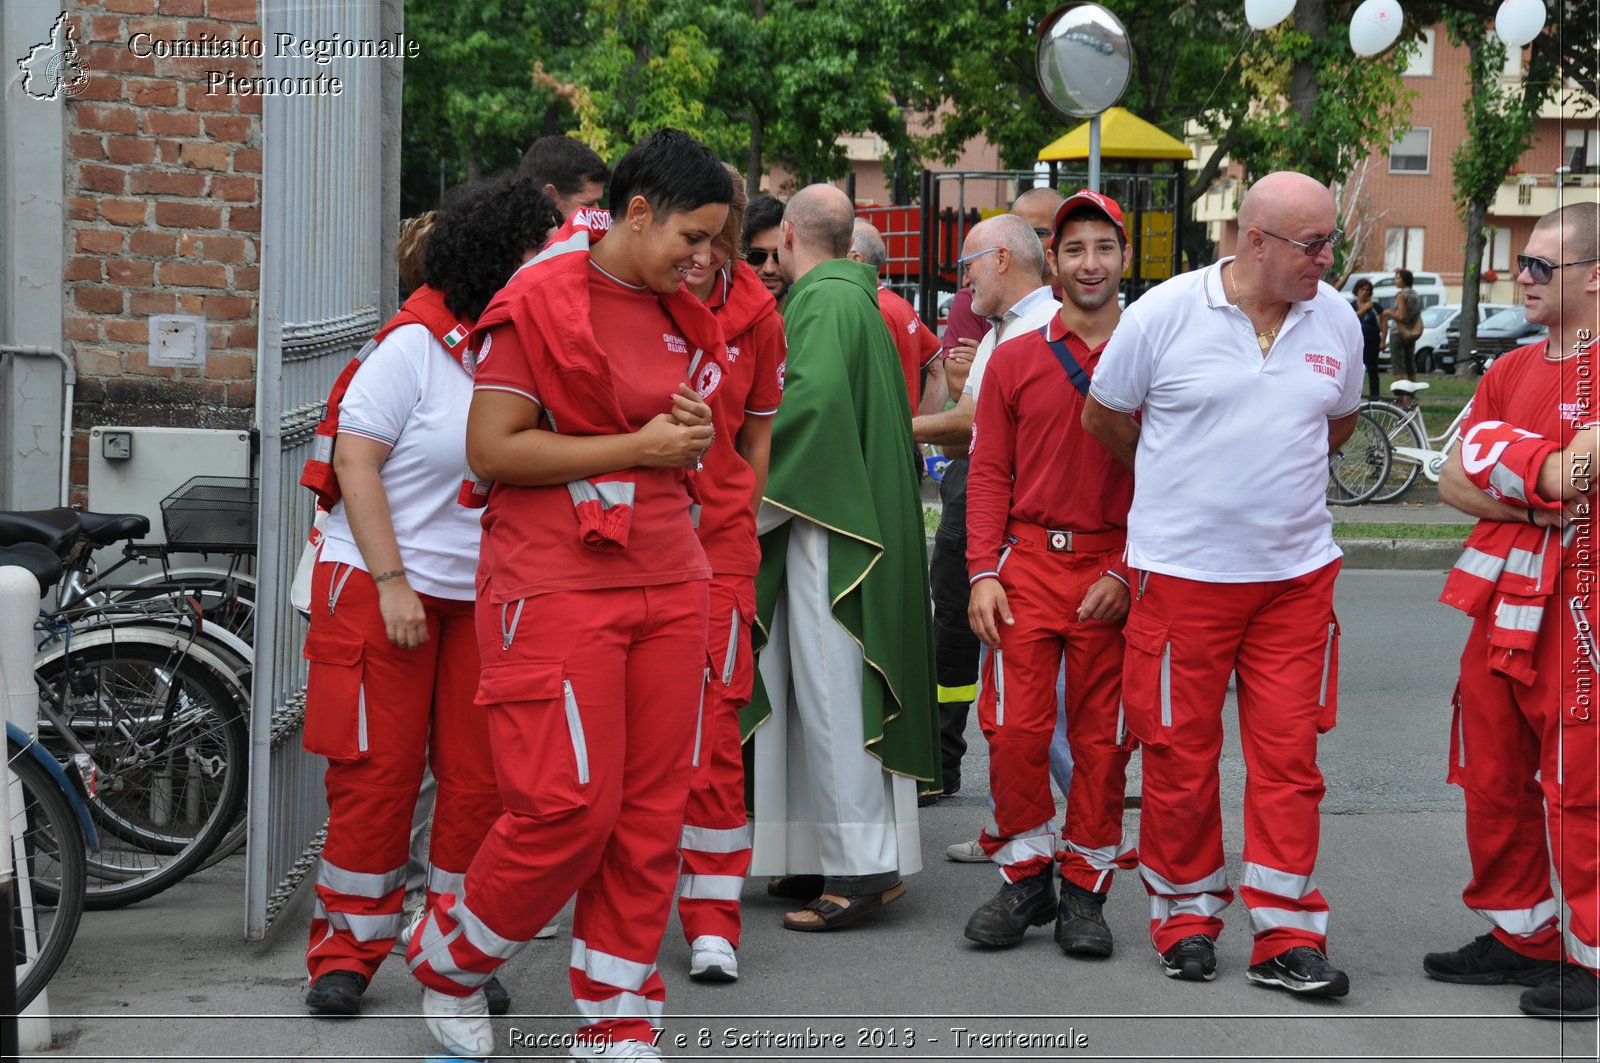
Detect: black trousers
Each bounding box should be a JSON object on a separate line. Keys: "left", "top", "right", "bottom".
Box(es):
{"left": 928, "top": 458, "right": 982, "bottom": 792}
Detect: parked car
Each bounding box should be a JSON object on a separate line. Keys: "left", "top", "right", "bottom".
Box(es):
{"left": 1405, "top": 303, "right": 1511, "bottom": 373}
{"left": 1341, "top": 270, "right": 1447, "bottom": 312}
{"left": 1437, "top": 305, "right": 1548, "bottom": 374}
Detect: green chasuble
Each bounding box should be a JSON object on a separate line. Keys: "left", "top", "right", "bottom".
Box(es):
{"left": 742, "top": 258, "right": 941, "bottom": 791}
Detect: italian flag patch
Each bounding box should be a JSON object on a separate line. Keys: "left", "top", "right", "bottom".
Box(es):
{"left": 443, "top": 325, "right": 469, "bottom": 349}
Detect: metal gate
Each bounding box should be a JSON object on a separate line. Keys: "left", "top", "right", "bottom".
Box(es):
{"left": 248, "top": 0, "right": 400, "bottom": 938}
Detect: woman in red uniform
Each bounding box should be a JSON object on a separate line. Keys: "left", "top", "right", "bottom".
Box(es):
{"left": 301, "top": 174, "right": 555, "bottom": 1017}
{"left": 407, "top": 129, "right": 732, "bottom": 1063}
{"left": 674, "top": 167, "right": 785, "bottom": 983}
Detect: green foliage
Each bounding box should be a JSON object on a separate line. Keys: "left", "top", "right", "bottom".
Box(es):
{"left": 1445, "top": 19, "right": 1556, "bottom": 220}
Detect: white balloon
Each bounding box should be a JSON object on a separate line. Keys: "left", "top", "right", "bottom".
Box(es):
{"left": 1495, "top": 0, "right": 1546, "bottom": 49}
{"left": 1349, "top": 0, "right": 1404, "bottom": 57}
{"left": 1245, "top": 0, "right": 1296, "bottom": 31}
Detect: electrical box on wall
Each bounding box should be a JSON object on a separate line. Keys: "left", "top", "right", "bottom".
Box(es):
{"left": 148, "top": 315, "right": 208, "bottom": 368}
{"left": 88, "top": 427, "right": 251, "bottom": 542}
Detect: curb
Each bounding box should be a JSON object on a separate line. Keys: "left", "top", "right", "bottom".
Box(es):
{"left": 925, "top": 537, "right": 1463, "bottom": 571}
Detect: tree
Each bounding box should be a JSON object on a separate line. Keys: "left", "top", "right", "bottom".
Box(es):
{"left": 1441, "top": 17, "right": 1558, "bottom": 364}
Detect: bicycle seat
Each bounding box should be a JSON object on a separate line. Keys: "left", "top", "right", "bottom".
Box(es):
{"left": 0, "top": 542, "right": 65, "bottom": 597}
{"left": 77, "top": 510, "right": 150, "bottom": 546}
{"left": 1390, "top": 380, "right": 1430, "bottom": 395}
{"left": 0, "top": 509, "right": 81, "bottom": 558}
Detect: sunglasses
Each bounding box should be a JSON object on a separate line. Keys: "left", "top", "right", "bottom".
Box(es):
{"left": 1261, "top": 228, "right": 1343, "bottom": 257}
{"left": 1516, "top": 254, "right": 1600, "bottom": 285}
{"left": 745, "top": 248, "right": 779, "bottom": 268}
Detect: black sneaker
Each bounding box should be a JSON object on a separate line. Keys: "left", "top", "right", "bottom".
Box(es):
{"left": 963, "top": 870, "right": 1057, "bottom": 947}
{"left": 1247, "top": 946, "right": 1350, "bottom": 997}
{"left": 1423, "top": 934, "right": 1562, "bottom": 986}
{"left": 306, "top": 970, "right": 367, "bottom": 1016}
{"left": 1055, "top": 887, "right": 1114, "bottom": 958}
{"left": 1160, "top": 935, "right": 1217, "bottom": 982}
{"left": 1518, "top": 963, "right": 1599, "bottom": 1020}
{"left": 484, "top": 975, "right": 511, "bottom": 1016}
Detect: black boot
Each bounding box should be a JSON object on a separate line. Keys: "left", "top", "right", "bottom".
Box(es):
{"left": 1055, "top": 885, "right": 1114, "bottom": 957}
{"left": 963, "top": 870, "right": 1057, "bottom": 947}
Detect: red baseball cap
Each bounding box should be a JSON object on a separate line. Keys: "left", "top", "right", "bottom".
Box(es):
{"left": 1052, "top": 189, "right": 1126, "bottom": 244}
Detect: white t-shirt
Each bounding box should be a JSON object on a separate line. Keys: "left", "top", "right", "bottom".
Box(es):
{"left": 1089, "top": 259, "right": 1364, "bottom": 583}
{"left": 963, "top": 285, "right": 1061, "bottom": 400}
{"left": 320, "top": 323, "right": 482, "bottom": 599}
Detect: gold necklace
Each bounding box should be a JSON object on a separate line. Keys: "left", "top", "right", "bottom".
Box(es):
{"left": 1230, "top": 264, "right": 1288, "bottom": 353}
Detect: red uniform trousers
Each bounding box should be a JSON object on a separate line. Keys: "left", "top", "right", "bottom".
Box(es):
{"left": 1123, "top": 560, "right": 1341, "bottom": 965}
{"left": 677, "top": 576, "right": 755, "bottom": 946}
{"left": 975, "top": 530, "right": 1135, "bottom": 892}
{"left": 303, "top": 561, "right": 500, "bottom": 984}
{"left": 408, "top": 580, "right": 709, "bottom": 1047}
{"left": 1452, "top": 583, "right": 1600, "bottom": 973}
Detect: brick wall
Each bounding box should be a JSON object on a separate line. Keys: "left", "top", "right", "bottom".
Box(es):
{"left": 63, "top": 0, "right": 261, "bottom": 505}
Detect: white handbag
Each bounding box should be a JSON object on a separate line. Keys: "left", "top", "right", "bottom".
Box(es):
{"left": 289, "top": 509, "right": 328, "bottom": 618}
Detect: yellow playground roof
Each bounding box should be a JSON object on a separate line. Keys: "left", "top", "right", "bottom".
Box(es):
{"left": 1037, "top": 107, "right": 1194, "bottom": 162}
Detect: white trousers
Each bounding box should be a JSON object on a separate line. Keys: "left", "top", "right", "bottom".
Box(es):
{"left": 750, "top": 515, "right": 921, "bottom": 880}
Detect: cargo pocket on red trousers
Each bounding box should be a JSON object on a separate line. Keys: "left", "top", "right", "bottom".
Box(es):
{"left": 302, "top": 629, "right": 367, "bottom": 761}
{"left": 1120, "top": 609, "right": 1171, "bottom": 749}
{"left": 476, "top": 661, "right": 592, "bottom": 818}
{"left": 1316, "top": 619, "right": 1341, "bottom": 734}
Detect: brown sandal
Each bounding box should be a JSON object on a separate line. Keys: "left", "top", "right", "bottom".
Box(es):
{"left": 766, "top": 875, "right": 825, "bottom": 900}
{"left": 782, "top": 882, "right": 906, "bottom": 932}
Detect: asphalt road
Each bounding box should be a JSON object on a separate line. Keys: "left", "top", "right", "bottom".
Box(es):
{"left": 31, "top": 570, "right": 1600, "bottom": 1062}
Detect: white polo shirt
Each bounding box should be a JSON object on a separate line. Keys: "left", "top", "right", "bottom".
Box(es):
{"left": 1090, "top": 258, "right": 1363, "bottom": 583}
{"left": 320, "top": 323, "right": 482, "bottom": 600}
{"left": 963, "top": 285, "right": 1061, "bottom": 400}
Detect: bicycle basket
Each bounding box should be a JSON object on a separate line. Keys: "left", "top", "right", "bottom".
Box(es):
{"left": 160, "top": 476, "right": 259, "bottom": 549}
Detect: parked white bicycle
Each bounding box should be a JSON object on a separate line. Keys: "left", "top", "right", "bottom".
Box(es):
{"left": 1359, "top": 380, "right": 1473, "bottom": 504}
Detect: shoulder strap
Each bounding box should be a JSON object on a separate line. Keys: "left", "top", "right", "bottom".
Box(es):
{"left": 1040, "top": 325, "right": 1090, "bottom": 397}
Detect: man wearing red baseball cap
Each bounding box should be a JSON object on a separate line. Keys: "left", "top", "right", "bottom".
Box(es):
{"left": 961, "top": 189, "right": 1138, "bottom": 956}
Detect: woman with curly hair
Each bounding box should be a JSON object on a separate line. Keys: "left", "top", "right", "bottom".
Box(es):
{"left": 301, "top": 172, "right": 558, "bottom": 1019}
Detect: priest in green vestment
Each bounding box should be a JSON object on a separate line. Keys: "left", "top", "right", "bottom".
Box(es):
{"left": 742, "top": 183, "right": 940, "bottom": 932}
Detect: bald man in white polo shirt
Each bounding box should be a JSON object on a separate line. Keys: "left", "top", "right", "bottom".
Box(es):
{"left": 1083, "top": 171, "right": 1362, "bottom": 998}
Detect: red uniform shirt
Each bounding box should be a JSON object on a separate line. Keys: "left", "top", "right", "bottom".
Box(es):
{"left": 1465, "top": 339, "right": 1586, "bottom": 456}
{"left": 472, "top": 265, "right": 711, "bottom": 599}
{"left": 877, "top": 285, "right": 938, "bottom": 413}
{"left": 699, "top": 262, "right": 786, "bottom": 576}
{"left": 966, "top": 314, "right": 1133, "bottom": 582}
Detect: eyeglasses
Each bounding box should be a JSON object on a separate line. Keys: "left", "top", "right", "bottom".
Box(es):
{"left": 1032, "top": 227, "right": 1053, "bottom": 238}
{"left": 1516, "top": 254, "right": 1600, "bottom": 284}
{"left": 1261, "top": 228, "right": 1343, "bottom": 257}
{"left": 956, "top": 246, "right": 1000, "bottom": 277}
{"left": 745, "top": 248, "right": 779, "bottom": 268}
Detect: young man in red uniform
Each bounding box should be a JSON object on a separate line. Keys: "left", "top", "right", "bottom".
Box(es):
{"left": 675, "top": 169, "right": 786, "bottom": 984}
{"left": 406, "top": 129, "right": 730, "bottom": 1062}
{"left": 962, "top": 191, "right": 1136, "bottom": 954}
{"left": 1429, "top": 201, "right": 1599, "bottom": 1020}
{"left": 849, "top": 218, "right": 938, "bottom": 412}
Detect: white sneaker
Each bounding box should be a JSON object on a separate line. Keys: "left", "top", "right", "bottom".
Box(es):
{"left": 688, "top": 935, "right": 738, "bottom": 982}
{"left": 396, "top": 904, "right": 427, "bottom": 954}
{"left": 422, "top": 986, "right": 493, "bottom": 1059}
{"left": 569, "top": 1040, "right": 664, "bottom": 1061}
{"left": 945, "top": 839, "right": 988, "bottom": 863}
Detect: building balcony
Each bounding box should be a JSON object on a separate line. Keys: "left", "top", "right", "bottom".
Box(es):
{"left": 1491, "top": 172, "right": 1600, "bottom": 217}
{"left": 1194, "top": 179, "right": 1239, "bottom": 224}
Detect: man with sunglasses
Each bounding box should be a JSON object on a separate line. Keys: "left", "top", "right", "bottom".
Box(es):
{"left": 743, "top": 195, "right": 788, "bottom": 306}
{"left": 1084, "top": 171, "right": 1362, "bottom": 997}
{"left": 1430, "top": 201, "right": 1600, "bottom": 1020}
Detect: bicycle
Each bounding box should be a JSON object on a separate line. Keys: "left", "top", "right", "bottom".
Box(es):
{"left": 2, "top": 545, "right": 97, "bottom": 1008}
{"left": 0, "top": 511, "right": 250, "bottom": 909}
{"left": 1327, "top": 410, "right": 1393, "bottom": 506}
{"left": 1356, "top": 380, "right": 1473, "bottom": 505}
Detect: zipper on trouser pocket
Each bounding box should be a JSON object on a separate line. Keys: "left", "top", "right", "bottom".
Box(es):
{"left": 501, "top": 599, "right": 525, "bottom": 651}
{"left": 1159, "top": 642, "right": 1171, "bottom": 728}
{"left": 357, "top": 681, "right": 368, "bottom": 753}
{"left": 328, "top": 563, "right": 355, "bottom": 615}
{"left": 994, "top": 648, "right": 1007, "bottom": 727}
{"left": 1318, "top": 622, "right": 1336, "bottom": 707}
{"left": 563, "top": 679, "right": 590, "bottom": 784}
{"left": 692, "top": 669, "right": 708, "bottom": 767}
{"left": 721, "top": 607, "right": 740, "bottom": 687}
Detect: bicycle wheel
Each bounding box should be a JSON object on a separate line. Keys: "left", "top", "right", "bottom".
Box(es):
{"left": 110, "top": 569, "right": 257, "bottom": 646}
{"left": 35, "top": 638, "right": 247, "bottom": 909}
{"left": 1361, "top": 400, "right": 1427, "bottom": 504}
{"left": 8, "top": 744, "right": 89, "bottom": 1008}
{"left": 1327, "top": 411, "right": 1392, "bottom": 506}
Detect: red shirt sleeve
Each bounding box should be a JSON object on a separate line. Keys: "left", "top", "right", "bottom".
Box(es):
{"left": 916, "top": 315, "right": 941, "bottom": 368}
{"left": 939, "top": 286, "right": 992, "bottom": 358}
{"left": 966, "top": 345, "right": 1017, "bottom": 582}
{"left": 745, "top": 313, "right": 785, "bottom": 415}
{"left": 471, "top": 323, "right": 540, "bottom": 407}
